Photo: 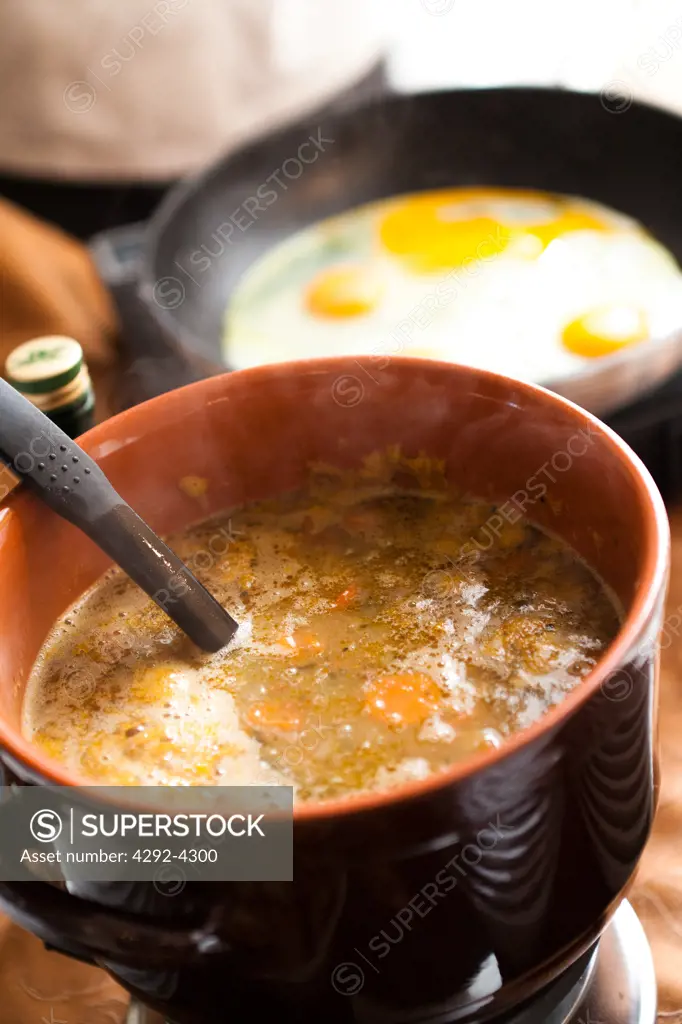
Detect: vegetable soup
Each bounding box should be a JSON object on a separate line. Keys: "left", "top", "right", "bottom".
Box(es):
{"left": 24, "top": 459, "right": 620, "bottom": 803}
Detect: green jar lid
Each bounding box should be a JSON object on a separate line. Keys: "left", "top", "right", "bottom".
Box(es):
{"left": 5, "top": 336, "right": 84, "bottom": 395}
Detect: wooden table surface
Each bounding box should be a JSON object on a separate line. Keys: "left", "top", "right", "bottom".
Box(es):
{"left": 1, "top": 513, "right": 681, "bottom": 1024}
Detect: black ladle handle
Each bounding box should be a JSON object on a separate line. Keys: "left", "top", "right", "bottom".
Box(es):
{"left": 0, "top": 379, "right": 238, "bottom": 653}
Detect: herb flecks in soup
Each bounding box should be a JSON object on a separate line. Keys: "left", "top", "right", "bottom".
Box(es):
{"left": 24, "top": 465, "right": 620, "bottom": 802}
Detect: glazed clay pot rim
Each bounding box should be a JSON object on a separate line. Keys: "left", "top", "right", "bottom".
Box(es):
{"left": 0, "top": 357, "right": 670, "bottom": 823}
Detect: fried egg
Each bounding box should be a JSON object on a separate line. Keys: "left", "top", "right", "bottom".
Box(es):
{"left": 223, "top": 188, "right": 682, "bottom": 385}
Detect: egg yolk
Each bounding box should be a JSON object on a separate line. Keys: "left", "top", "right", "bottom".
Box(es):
{"left": 305, "top": 264, "right": 384, "bottom": 318}
{"left": 379, "top": 192, "right": 510, "bottom": 272}
{"left": 523, "top": 208, "right": 610, "bottom": 251}
{"left": 378, "top": 190, "right": 613, "bottom": 271}
{"left": 562, "top": 306, "right": 649, "bottom": 358}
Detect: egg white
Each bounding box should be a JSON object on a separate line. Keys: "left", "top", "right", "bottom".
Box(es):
{"left": 223, "top": 192, "right": 682, "bottom": 385}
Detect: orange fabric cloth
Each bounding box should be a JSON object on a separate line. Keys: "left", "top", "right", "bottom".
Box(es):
{"left": 0, "top": 196, "right": 680, "bottom": 1021}
{"left": 0, "top": 196, "right": 120, "bottom": 419}
{"left": 630, "top": 507, "right": 682, "bottom": 1019}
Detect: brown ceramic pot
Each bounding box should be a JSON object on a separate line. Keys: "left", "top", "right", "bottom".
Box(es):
{"left": 0, "top": 358, "right": 670, "bottom": 1023}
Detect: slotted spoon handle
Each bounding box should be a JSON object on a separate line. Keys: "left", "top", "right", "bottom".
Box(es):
{"left": 0, "top": 378, "right": 238, "bottom": 653}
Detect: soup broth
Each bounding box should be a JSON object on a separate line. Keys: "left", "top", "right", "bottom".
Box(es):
{"left": 24, "top": 467, "right": 620, "bottom": 803}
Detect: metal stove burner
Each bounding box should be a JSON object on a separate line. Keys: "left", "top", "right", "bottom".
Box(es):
{"left": 125, "top": 901, "right": 656, "bottom": 1024}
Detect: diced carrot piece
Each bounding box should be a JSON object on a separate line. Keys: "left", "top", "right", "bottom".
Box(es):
{"left": 247, "top": 701, "right": 302, "bottom": 732}
{"left": 332, "top": 584, "right": 359, "bottom": 609}
{"left": 365, "top": 672, "right": 442, "bottom": 727}
{"left": 278, "top": 629, "right": 323, "bottom": 655}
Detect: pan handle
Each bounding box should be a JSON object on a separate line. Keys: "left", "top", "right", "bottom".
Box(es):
{"left": 89, "top": 224, "right": 219, "bottom": 409}
{"left": 0, "top": 877, "right": 228, "bottom": 968}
